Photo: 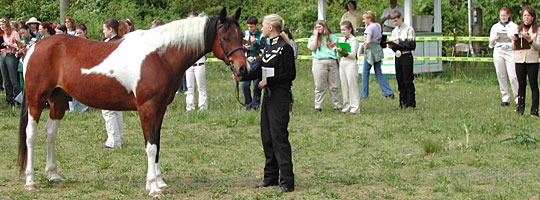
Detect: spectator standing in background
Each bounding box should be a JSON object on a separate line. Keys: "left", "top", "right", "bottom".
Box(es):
{"left": 65, "top": 16, "right": 76, "bottom": 35}
{"left": 340, "top": 0, "right": 362, "bottom": 32}
{"left": 307, "top": 20, "right": 341, "bottom": 112}
{"left": 380, "top": 0, "right": 403, "bottom": 32}
{"left": 100, "top": 19, "right": 124, "bottom": 148}
{"left": 184, "top": 12, "right": 208, "bottom": 111}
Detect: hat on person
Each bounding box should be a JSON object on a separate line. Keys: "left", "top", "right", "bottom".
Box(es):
{"left": 26, "top": 17, "right": 41, "bottom": 25}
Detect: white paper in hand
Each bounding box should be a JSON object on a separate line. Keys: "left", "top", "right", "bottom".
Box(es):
{"left": 497, "top": 31, "right": 510, "bottom": 42}
{"left": 262, "top": 67, "right": 274, "bottom": 80}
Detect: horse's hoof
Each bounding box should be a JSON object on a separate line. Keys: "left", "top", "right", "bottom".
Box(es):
{"left": 25, "top": 184, "right": 37, "bottom": 191}
{"left": 159, "top": 185, "right": 168, "bottom": 189}
{"left": 149, "top": 191, "right": 163, "bottom": 198}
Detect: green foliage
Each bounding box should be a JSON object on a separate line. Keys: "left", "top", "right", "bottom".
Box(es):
{"left": 422, "top": 137, "right": 444, "bottom": 155}
{"left": 2, "top": 0, "right": 538, "bottom": 40}
{"left": 501, "top": 133, "right": 539, "bottom": 148}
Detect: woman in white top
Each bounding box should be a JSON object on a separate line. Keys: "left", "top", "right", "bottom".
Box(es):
{"left": 489, "top": 7, "right": 519, "bottom": 106}
{"left": 336, "top": 21, "right": 360, "bottom": 114}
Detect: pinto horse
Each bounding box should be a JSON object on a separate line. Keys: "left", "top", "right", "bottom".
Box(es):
{"left": 18, "top": 8, "right": 247, "bottom": 197}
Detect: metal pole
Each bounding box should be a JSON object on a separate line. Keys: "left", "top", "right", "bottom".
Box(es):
{"left": 467, "top": 0, "right": 476, "bottom": 57}
{"left": 318, "top": 0, "right": 326, "bottom": 21}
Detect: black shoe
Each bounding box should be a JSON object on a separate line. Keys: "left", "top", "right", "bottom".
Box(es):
{"left": 516, "top": 105, "right": 525, "bottom": 115}
{"left": 254, "top": 182, "right": 278, "bottom": 188}
{"left": 500, "top": 102, "right": 509, "bottom": 106}
{"left": 385, "top": 94, "right": 395, "bottom": 99}
{"left": 531, "top": 108, "right": 538, "bottom": 117}
{"left": 278, "top": 185, "right": 294, "bottom": 193}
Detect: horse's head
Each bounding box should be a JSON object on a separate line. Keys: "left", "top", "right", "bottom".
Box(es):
{"left": 212, "top": 8, "right": 248, "bottom": 78}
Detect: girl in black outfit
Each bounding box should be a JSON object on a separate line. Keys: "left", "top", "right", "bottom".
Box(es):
{"left": 234, "top": 14, "right": 296, "bottom": 193}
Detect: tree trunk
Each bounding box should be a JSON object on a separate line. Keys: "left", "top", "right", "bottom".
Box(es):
{"left": 60, "top": 0, "right": 69, "bottom": 23}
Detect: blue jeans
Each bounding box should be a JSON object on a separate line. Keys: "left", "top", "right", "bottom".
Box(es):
{"left": 361, "top": 59, "right": 393, "bottom": 98}
{"left": 242, "top": 59, "right": 262, "bottom": 110}
{"left": 0, "top": 53, "right": 20, "bottom": 105}
{"left": 69, "top": 99, "right": 89, "bottom": 112}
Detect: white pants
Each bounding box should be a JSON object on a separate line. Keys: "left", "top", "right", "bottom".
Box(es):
{"left": 102, "top": 110, "right": 124, "bottom": 147}
{"left": 312, "top": 59, "right": 341, "bottom": 109}
{"left": 493, "top": 47, "right": 518, "bottom": 104}
{"left": 339, "top": 58, "right": 360, "bottom": 113}
{"left": 185, "top": 64, "right": 208, "bottom": 111}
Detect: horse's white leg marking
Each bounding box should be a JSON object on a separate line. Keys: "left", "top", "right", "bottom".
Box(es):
{"left": 145, "top": 143, "right": 162, "bottom": 196}
{"left": 45, "top": 118, "right": 62, "bottom": 182}
{"left": 25, "top": 114, "right": 38, "bottom": 189}
{"left": 155, "top": 162, "right": 167, "bottom": 189}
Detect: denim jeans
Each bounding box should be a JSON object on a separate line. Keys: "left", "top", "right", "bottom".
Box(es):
{"left": 360, "top": 58, "right": 393, "bottom": 98}
{"left": 242, "top": 59, "right": 261, "bottom": 110}
{"left": 69, "top": 99, "right": 89, "bottom": 112}
{"left": 0, "top": 53, "right": 21, "bottom": 105}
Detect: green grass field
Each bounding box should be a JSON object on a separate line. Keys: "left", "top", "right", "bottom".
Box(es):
{"left": 1, "top": 61, "right": 539, "bottom": 199}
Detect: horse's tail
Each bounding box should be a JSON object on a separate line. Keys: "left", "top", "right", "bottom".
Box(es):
{"left": 18, "top": 92, "right": 28, "bottom": 174}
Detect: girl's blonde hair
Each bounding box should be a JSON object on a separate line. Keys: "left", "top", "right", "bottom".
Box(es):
{"left": 263, "top": 14, "right": 290, "bottom": 45}
{"left": 362, "top": 11, "right": 376, "bottom": 23}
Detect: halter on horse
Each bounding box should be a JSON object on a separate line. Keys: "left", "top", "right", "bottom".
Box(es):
{"left": 18, "top": 8, "right": 247, "bottom": 197}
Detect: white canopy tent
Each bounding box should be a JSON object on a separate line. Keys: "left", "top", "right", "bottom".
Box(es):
{"left": 317, "top": 0, "right": 442, "bottom": 32}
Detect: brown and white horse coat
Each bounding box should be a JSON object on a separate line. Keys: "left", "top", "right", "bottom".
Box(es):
{"left": 18, "top": 8, "right": 247, "bottom": 197}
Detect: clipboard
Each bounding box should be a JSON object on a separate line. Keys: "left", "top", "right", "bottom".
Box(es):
{"left": 386, "top": 40, "right": 399, "bottom": 47}
{"left": 514, "top": 35, "right": 531, "bottom": 50}
{"left": 496, "top": 31, "right": 510, "bottom": 42}
{"left": 262, "top": 67, "right": 274, "bottom": 80}
{"left": 336, "top": 42, "right": 351, "bottom": 57}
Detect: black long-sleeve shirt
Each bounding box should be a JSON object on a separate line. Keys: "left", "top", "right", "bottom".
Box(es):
{"left": 242, "top": 36, "right": 296, "bottom": 90}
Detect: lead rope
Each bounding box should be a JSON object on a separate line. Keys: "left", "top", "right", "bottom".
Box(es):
{"left": 234, "top": 79, "right": 255, "bottom": 108}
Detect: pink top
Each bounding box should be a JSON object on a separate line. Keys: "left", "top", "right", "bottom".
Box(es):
{"left": 2, "top": 30, "right": 21, "bottom": 54}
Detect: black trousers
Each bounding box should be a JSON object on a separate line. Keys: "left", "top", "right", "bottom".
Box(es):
{"left": 515, "top": 63, "right": 539, "bottom": 114}
{"left": 395, "top": 54, "right": 416, "bottom": 108}
{"left": 260, "top": 86, "right": 294, "bottom": 189}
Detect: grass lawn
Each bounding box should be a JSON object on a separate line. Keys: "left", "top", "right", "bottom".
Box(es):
{"left": 1, "top": 61, "right": 539, "bottom": 199}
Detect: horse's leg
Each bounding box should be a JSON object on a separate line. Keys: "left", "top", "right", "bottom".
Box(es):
{"left": 44, "top": 92, "right": 68, "bottom": 183}
{"left": 24, "top": 98, "right": 46, "bottom": 190}
{"left": 154, "top": 117, "right": 167, "bottom": 189}
{"left": 138, "top": 102, "right": 167, "bottom": 197}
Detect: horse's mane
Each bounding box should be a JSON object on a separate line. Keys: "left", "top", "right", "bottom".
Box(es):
{"left": 121, "top": 14, "right": 239, "bottom": 55}
{"left": 122, "top": 16, "right": 210, "bottom": 54}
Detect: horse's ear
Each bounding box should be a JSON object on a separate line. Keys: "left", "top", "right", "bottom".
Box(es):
{"left": 219, "top": 7, "right": 227, "bottom": 23}
{"left": 232, "top": 8, "right": 241, "bottom": 22}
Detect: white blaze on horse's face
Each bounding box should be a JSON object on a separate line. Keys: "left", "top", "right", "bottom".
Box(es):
{"left": 81, "top": 17, "right": 208, "bottom": 96}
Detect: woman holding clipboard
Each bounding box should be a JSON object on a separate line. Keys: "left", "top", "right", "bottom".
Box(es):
{"left": 513, "top": 6, "right": 540, "bottom": 117}
{"left": 488, "top": 7, "right": 518, "bottom": 107}
{"left": 336, "top": 21, "right": 360, "bottom": 114}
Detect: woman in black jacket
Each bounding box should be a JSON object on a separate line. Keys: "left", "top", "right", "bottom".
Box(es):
{"left": 234, "top": 14, "right": 296, "bottom": 193}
